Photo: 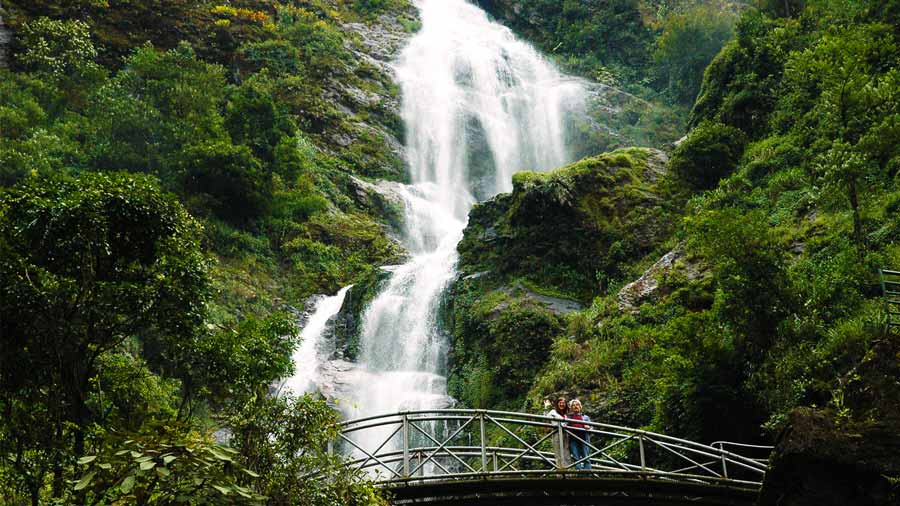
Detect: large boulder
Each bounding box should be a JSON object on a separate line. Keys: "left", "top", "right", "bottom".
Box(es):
{"left": 446, "top": 148, "right": 674, "bottom": 409}
{"left": 760, "top": 335, "right": 900, "bottom": 505}
{"left": 758, "top": 408, "right": 900, "bottom": 506}
{"left": 458, "top": 147, "right": 671, "bottom": 302}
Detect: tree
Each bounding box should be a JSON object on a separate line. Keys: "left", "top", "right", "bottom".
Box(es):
{"left": 227, "top": 394, "right": 388, "bottom": 506}
{"left": 18, "top": 17, "right": 101, "bottom": 79}
{"left": 0, "top": 171, "right": 208, "bottom": 500}
{"left": 225, "top": 76, "right": 297, "bottom": 165}
{"left": 85, "top": 43, "right": 228, "bottom": 177}
{"left": 180, "top": 141, "right": 273, "bottom": 225}
{"left": 785, "top": 24, "right": 900, "bottom": 247}
{"left": 653, "top": 6, "right": 736, "bottom": 106}
{"left": 17, "top": 17, "right": 106, "bottom": 105}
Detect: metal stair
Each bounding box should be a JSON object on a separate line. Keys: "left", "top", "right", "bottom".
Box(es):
{"left": 880, "top": 269, "right": 900, "bottom": 332}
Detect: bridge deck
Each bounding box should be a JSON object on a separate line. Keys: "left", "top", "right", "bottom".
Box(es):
{"left": 387, "top": 474, "right": 759, "bottom": 506}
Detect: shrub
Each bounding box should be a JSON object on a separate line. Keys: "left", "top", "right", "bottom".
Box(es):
{"left": 180, "top": 141, "right": 272, "bottom": 225}
{"left": 670, "top": 121, "right": 748, "bottom": 191}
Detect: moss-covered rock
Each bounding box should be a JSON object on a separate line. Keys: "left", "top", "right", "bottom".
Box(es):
{"left": 445, "top": 277, "right": 566, "bottom": 409}
{"left": 458, "top": 147, "right": 671, "bottom": 302}
{"left": 446, "top": 147, "right": 677, "bottom": 410}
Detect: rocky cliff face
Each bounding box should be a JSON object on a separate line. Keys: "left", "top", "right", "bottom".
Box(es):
{"left": 323, "top": 9, "right": 418, "bottom": 181}
{"left": 446, "top": 147, "right": 674, "bottom": 409}
{"left": 0, "top": 1, "right": 11, "bottom": 69}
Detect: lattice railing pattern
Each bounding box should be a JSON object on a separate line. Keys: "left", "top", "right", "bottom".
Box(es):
{"left": 332, "top": 409, "right": 771, "bottom": 489}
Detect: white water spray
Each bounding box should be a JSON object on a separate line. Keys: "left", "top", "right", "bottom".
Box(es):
{"left": 343, "top": 0, "right": 586, "bottom": 446}
{"left": 282, "top": 286, "right": 352, "bottom": 395}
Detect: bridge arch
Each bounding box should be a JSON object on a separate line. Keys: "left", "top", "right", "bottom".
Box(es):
{"left": 330, "top": 409, "right": 772, "bottom": 505}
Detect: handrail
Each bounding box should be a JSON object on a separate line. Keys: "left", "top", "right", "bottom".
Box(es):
{"left": 328, "top": 409, "right": 772, "bottom": 490}
{"left": 340, "top": 410, "right": 768, "bottom": 471}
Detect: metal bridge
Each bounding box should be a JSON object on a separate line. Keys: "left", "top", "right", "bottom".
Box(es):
{"left": 332, "top": 409, "right": 773, "bottom": 505}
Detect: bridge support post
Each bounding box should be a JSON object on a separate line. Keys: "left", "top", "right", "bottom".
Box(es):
{"left": 717, "top": 442, "right": 729, "bottom": 479}
{"left": 639, "top": 435, "right": 646, "bottom": 472}
{"left": 557, "top": 421, "right": 566, "bottom": 470}
{"left": 479, "top": 412, "right": 487, "bottom": 473}
{"left": 402, "top": 414, "right": 410, "bottom": 478}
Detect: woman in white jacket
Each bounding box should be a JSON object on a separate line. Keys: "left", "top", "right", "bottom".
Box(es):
{"left": 545, "top": 397, "right": 571, "bottom": 469}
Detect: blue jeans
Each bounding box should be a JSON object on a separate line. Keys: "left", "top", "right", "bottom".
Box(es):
{"left": 569, "top": 434, "right": 592, "bottom": 469}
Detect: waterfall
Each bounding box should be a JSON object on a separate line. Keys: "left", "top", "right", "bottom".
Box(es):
{"left": 282, "top": 286, "right": 352, "bottom": 396}
{"left": 341, "top": 0, "right": 586, "bottom": 447}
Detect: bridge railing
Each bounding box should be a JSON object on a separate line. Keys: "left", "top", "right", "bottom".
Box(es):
{"left": 332, "top": 409, "right": 771, "bottom": 489}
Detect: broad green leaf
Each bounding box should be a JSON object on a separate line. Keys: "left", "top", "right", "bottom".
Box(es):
{"left": 77, "top": 455, "right": 97, "bottom": 465}
{"left": 74, "top": 471, "right": 96, "bottom": 491}
{"left": 211, "top": 484, "right": 231, "bottom": 495}
{"left": 208, "top": 449, "right": 232, "bottom": 462}
{"left": 163, "top": 455, "right": 176, "bottom": 465}
{"left": 156, "top": 467, "right": 171, "bottom": 477}
{"left": 241, "top": 468, "right": 260, "bottom": 478}
{"left": 139, "top": 460, "right": 156, "bottom": 471}
{"left": 99, "top": 463, "right": 112, "bottom": 470}
{"left": 120, "top": 475, "right": 135, "bottom": 494}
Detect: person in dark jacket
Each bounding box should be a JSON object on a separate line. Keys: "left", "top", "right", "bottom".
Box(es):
{"left": 566, "top": 399, "right": 592, "bottom": 470}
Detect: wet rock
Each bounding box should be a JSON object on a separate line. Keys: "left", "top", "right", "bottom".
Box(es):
{"left": 503, "top": 282, "right": 583, "bottom": 315}
{"left": 331, "top": 267, "right": 393, "bottom": 361}
{"left": 318, "top": 8, "right": 418, "bottom": 180}
{"left": 347, "top": 175, "right": 407, "bottom": 232}
{"left": 617, "top": 247, "right": 704, "bottom": 311}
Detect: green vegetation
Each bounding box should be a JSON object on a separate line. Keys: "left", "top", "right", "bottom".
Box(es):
{"left": 450, "top": 2, "right": 900, "bottom": 472}
{"left": 448, "top": 148, "right": 674, "bottom": 408}
{"left": 4, "top": 0, "right": 900, "bottom": 502}
{"left": 669, "top": 120, "right": 747, "bottom": 190}
{"left": 0, "top": 0, "right": 412, "bottom": 503}
{"left": 477, "top": 0, "right": 747, "bottom": 148}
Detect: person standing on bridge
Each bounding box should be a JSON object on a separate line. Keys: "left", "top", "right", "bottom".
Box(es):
{"left": 545, "top": 397, "right": 571, "bottom": 469}
{"left": 566, "top": 399, "right": 592, "bottom": 470}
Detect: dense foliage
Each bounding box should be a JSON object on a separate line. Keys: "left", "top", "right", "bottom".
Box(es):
{"left": 448, "top": 0, "right": 900, "bottom": 467}
{"left": 5, "top": 0, "right": 900, "bottom": 503}
{"left": 0, "top": 0, "right": 412, "bottom": 504}
{"left": 477, "top": 0, "right": 744, "bottom": 106}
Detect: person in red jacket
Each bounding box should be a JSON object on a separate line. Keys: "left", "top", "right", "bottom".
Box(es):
{"left": 566, "top": 399, "right": 592, "bottom": 470}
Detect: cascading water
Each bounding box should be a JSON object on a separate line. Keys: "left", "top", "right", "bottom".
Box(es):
{"left": 281, "top": 286, "right": 352, "bottom": 396}
{"left": 341, "top": 0, "right": 586, "bottom": 453}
